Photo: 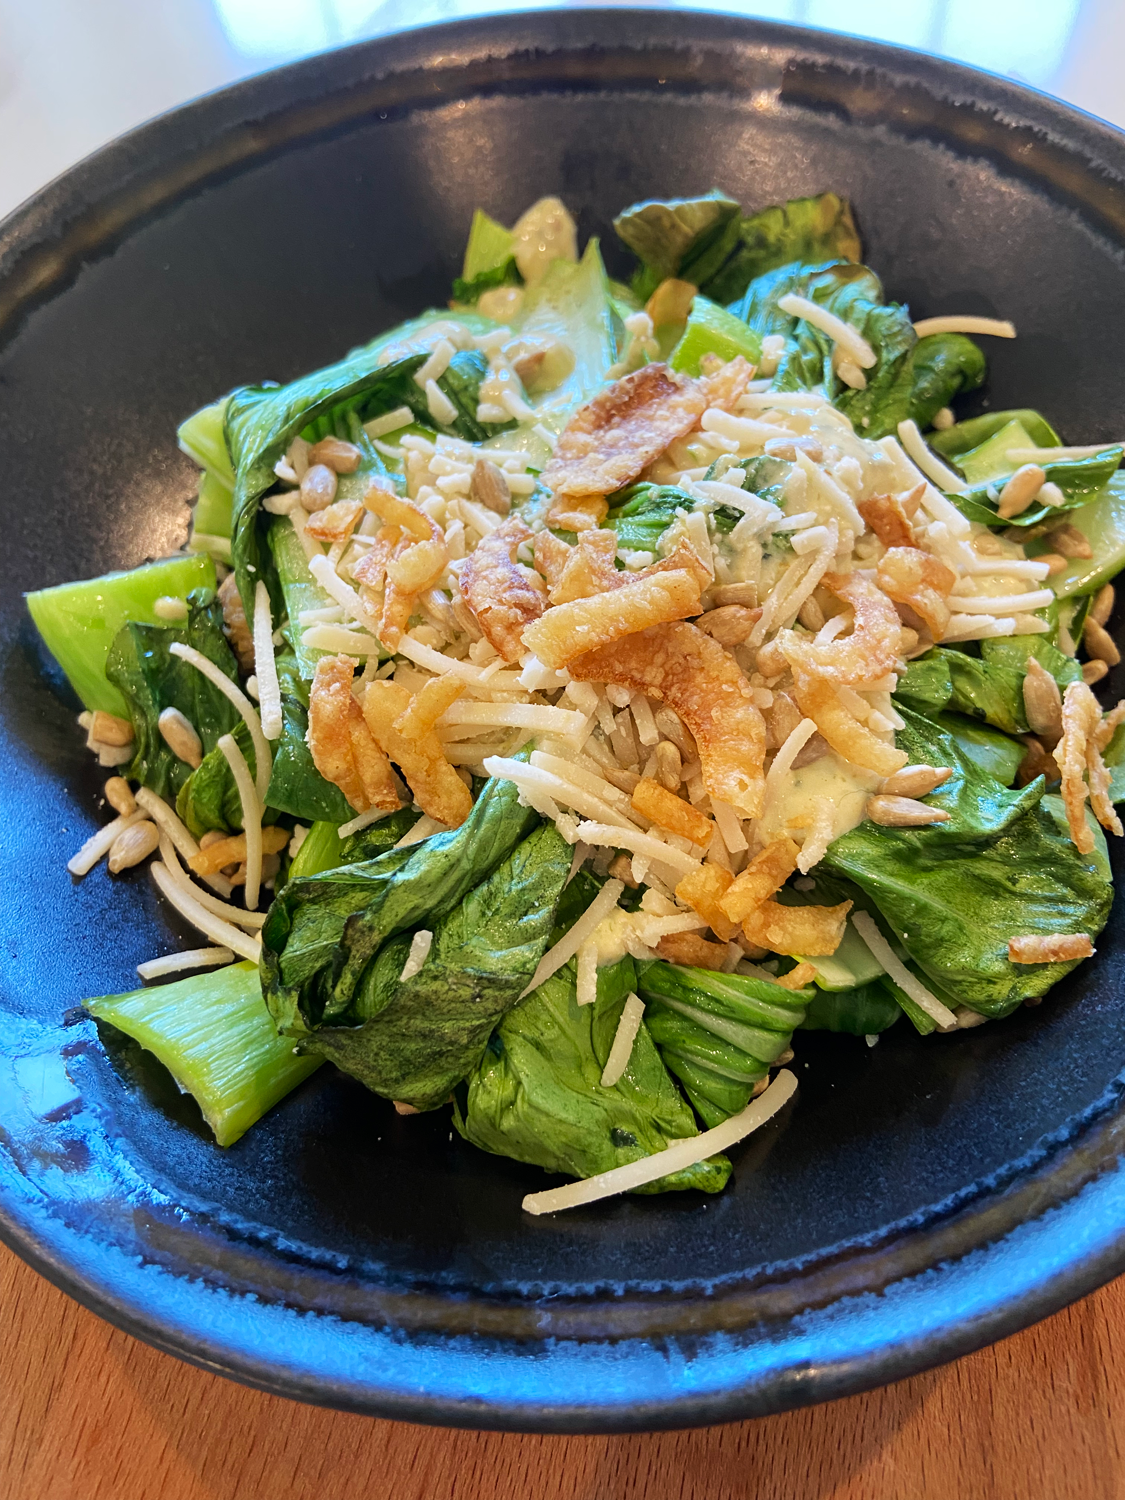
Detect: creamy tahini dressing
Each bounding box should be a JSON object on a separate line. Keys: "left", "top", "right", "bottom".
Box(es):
{"left": 758, "top": 752, "right": 879, "bottom": 847}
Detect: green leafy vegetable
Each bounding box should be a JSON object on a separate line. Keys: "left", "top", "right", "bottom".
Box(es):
{"left": 605, "top": 483, "right": 698, "bottom": 553}
{"left": 460, "top": 207, "right": 516, "bottom": 281}
{"left": 944, "top": 650, "right": 1029, "bottom": 736}
{"left": 823, "top": 707, "right": 1111, "bottom": 1015}
{"left": 951, "top": 447, "right": 1123, "bottom": 530}
{"left": 907, "top": 334, "right": 988, "bottom": 432}
{"left": 639, "top": 962, "right": 810, "bottom": 1126}
{"left": 799, "top": 982, "right": 900, "bottom": 1035}
{"left": 176, "top": 719, "right": 263, "bottom": 837}
{"left": 193, "top": 471, "right": 234, "bottom": 540}
{"left": 928, "top": 408, "right": 1060, "bottom": 463}
{"left": 1041, "top": 475, "right": 1125, "bottom": 599}
{"left": 452, "top": 259, "right": 521, "bottom": 307}
{"left": 105, "top": 588, "right": 243, "bottom": 801}
{"left": 177, "top": 397, "right": 235, "bottom": 488}
{"left": 226, "top": 311, "right": 505, "bottom": 618}
{"left": 668, "top": 294, "right": 762, "bottom": 375}
{"left": 510, "top": 240, "right": 618, "bottom": 427}
{"left": 455, "top": 952, "right": 730, "bottom": 1194}
{"left": 731, "top": 260, "right": 984, "bottom": 439}
{"left": 300, "top": 823, "right": 572, "bottom": 1110}
{"left": 613, "top": 189, "right": 742, "bottom": 301}
{"left": 262, "top": 769, "right": 540, "bottom": 1034}
{"left": 26, "top": 554, "right": 217, "bottom": 717}
{"left": 703, "top": 192, "right": 863, "bottom": 305}
{"left": 980, "top": 634, "right": 1082, "bottom": 689}
{"left": 85, "top": 961, "right": 321, "bottom": 1147}
{"left": 895, "top": 643, "right": 1078, "bottom": 741}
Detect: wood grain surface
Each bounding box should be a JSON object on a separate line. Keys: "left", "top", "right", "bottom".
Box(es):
{"left": 2, "top": 1242, "right": 1122, "bottom": 1500}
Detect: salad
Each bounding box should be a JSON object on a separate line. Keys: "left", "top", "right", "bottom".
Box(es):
{"left": 28, "top": 188, "right": 1125, "bottom": 1215}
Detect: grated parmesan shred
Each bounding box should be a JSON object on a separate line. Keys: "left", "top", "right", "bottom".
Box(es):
{"left": 68, "top": 810, "right": 146, "bottom": 877}
{"left": 218, "top": 733, "right": 263, "bottom": 911}
{"left": 912, "top": 315, "right": 1016, "bottom": 339}
{"left": 599, "top": 992, "right": 646, "bottom": 1087}
{"left": 252, "top": 581, "right": 284, "bottom": 741}
{"left": 150, "top": 861, "right": 263, "bottom": 964}
{"left": 896, "top": 419, "right": 967, "bottom": 494}
{"left": 520, "top": 878, "right": 625, "bottom": 999}
{"left": 169, "top": 642, "right": 272, "bottom": 805}
{"left": 522, "top": 1069, "right": 798, "bottom": 1213}
{"left": 399, "top": 930, "right": 433, "bottom": 982}
{"left": 137, "top": 948, "right": 235, "bottom": 980}
{"left": 851, "top": 911, "right": 957, "bottom": 1030}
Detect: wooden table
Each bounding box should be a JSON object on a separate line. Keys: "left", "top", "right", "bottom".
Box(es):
{"left": 2, "top": 1241, "right": 1122, "bottom": 1500}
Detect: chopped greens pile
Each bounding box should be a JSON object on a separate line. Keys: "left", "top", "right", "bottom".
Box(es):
{"left": 28, "top": 186, "right": 1125, "bottom": 1216}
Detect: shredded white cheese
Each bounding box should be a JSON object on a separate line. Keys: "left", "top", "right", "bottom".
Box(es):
{"left": 301, "top": 624, "right": 383, "bottom": 656}
{"left": 946, "top": 589, "right": 1055, "bottom": 615}
{"left": 850, "top": 911, "right": 957, "bottom": 1030}
{"left": 776, "top": 292, "right": 877, "bottom": 368}
{"left": 168, "top": 642, "right": 272, "bottom": 805}
{"left": 941, "top": 615, "right": 1018, "bottom": 642}
{"left": 149, "top": 861, "right": 263, "bottom": 964}
{"left": 896, "top": 419, "right": 967, "bottom": 494}
{"left": 134, "top": 786, "right": 204, "bottom": 865}
{"left": 395, "top": 814, "right": 447, "bottom": 848}
{"left": 252, "top": 581, "right": 283, "bottom": 741}
{"left": 572, "top": 822, "right": 700, "bottom": 877}
{"left": 365, "top": 405, "right": 414, "bottom": 439}
{"left": 155, "top": 834, "right": 267, "bottom": 929}
{"left": 483, "top": 757, "right": 640, "bottom": 834}
{"left": 137, "top": 948, "right": 234, "bottom": 980}
{"left": 576, "top": 938, "right": 598, "bottom": 1006}
{"left": 218, "top": 733, "right": 263, "bottom": 911}
{"left": 399, "top": 930, "right": 433, "bottom": 981}
{"left": 912, "top": 316, "right": 1016, "bottom": 339}
{"left": 438, "top": 702, "right": 586, "bottom": 736}
{"left": 520, "top": 878, "right": 625, "bottom": 999}
{"left": 599, "top": 993, "right": 646, "bottom": 1088}
{"left": 522, "top": 1069, "right": 798, "bottom": 1214}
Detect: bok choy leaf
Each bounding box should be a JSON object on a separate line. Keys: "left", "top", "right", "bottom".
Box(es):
{"left": 455, "top": 952, "right": 731, "bottom": 1195}
{"left": 298, "top": 822, "right": 572, "bottom": 1110}
{"left": 261, "top": 767, "right": 540, "bottom": 1034}
{"left": 823, "top": 706, "right": 1112, "bottom": 1015}
{"left": 105, "top": 588, "right": 243, "bottom": 801}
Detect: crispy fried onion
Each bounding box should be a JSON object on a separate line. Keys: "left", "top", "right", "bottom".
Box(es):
{"left": 876, "top": 547, "right": 957, "bottom": 640}
{"left": 304, "top": 497, "right": 364, "bottom": 544}
{"left": 523, "top": 570, "right": 702, "bottom": 670}
{"left": 720, "top": 838, "right": 799, "bottom": 924}
{"left": 543, "top": 357, "right": 754, "bottom": 510}
{"left": 569, "top": 620, "right": 767, "bottom": 817}
{"left": 351, "top": 492, "right": 448, "bottom": 651}
{"left": 1055, "top": 682, "right": 1125, "bottom": 853}
{"left": 741, "top": 897, "right": 852, "bottom": 957}
{"left": 307, "top": 655, "right": 401, "bottom": 814}
{"left": 675, "top": 864, "right": 737, "bottom": 942}
{"left": 1009, "top": 932, "right": 1094, "bottom": 964}
{"left": 777, "top": 571, "right": 904, "bottom": 686}
{"left": 791, "top": 671, "right": 908, "bottom": 777}
{"left": 543, "top": 527, "right": 711, "bottom": 606}
{"left": 457, "top": 516, "right": 547, "bottom": 662}
{"left": 655, "top": 931, "right": 730, "bottom": 969}
{"left": 712, "top": 835, "right": 851, "bottom": 956}
{"left": 362, "top": 679, "right": 473, "bottom": 828}
{"left": 857, "top": 489, "right": 921, "bottom": 549}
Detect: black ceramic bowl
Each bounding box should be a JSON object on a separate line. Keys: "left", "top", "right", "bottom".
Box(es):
{"left": 3, "top": 9, "right": 1125, "bottom": 1433}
